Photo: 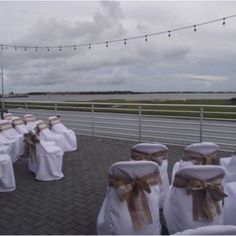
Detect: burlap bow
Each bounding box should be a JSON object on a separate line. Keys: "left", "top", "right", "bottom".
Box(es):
{"left": 183, "top": 149, "right": 220, "bottom": 165}
{"left": 131, "top": 148, "right": 168, "bottom": 166}
{"left": 23, "top": 132, "right": 40, "bottom": 163}
{"left": 109, "top": 171, "right": 161, "bottom": 230}
{"left": 173, "top": 173, "right": 227, "bottom": 222}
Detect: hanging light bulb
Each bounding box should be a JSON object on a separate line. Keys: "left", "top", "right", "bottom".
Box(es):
{"left": 89, "top": 43, "right": 91, "bottom": 50}
{"left": 47, "top": 47, "right": 50, "bottom": 52}
{"left": 73, "top": 45, "right": 77, "bottom": 50}
{"left": 168, "top": 31, "right": 171, "bottom": 37}
{"left": 35, "top": 47, "right": 38, "bottom": 52}
{"left": 223, "top": 18, "right": 226, "bottom": 25}
{"left": 106, "top": 41, "right": 108, "bottom": 48}
{"left": 145, "top": 35, "right": 148, "bottom": 42}
{"left": 59, "top": 46, "right": 62, "bottom": 51}
{"left": 194, "top": 25, "right": 197, "bottom": 32}
{"left": 124, "top": 39, "right": 127, "bottom": 45}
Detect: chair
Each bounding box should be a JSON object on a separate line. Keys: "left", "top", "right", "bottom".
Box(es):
{"left": 48, "top": 116, "right": 77, "bottom": 152}
{"left": 3, "top": 112, "right": 13, "bottom": 121}
{"left": 27, "top": 136, "right": 64, "bottom": 181}
{"left": 175, "top": 225, "right": 236, "bottom": 235}
{"left": 164, "top": 165, "right": 226, "bottom": 234}
{"left": 97, "top": 161, "right": 161, "bottom": 235}
{"left": 0, "top": 132, "right": 20, "bottom": 163}
{"left": 0, "top": 120, "right": 24, "bottom": 157}
{"left": 0, "top": 154, "right": 16, "bottom": 192}
{"left": 223, "top": 181, "right": 236, "bottom": 225}
{"left": 12, "top": 116, "right": 29, "bottom": 135}
{"left": 130, "top": 142, "right": 169, "bottom": 209}
{"left": 171, "top": 142, "right": 219, "bottom": 183}
{"left": 23, "top": 114, "right": 37, "bottom": 132}
{"left": 221, "top": 154, "right": 236, "bottom": 184}
{"left": 35, "top": 120, "right": 67, "bottom": 152}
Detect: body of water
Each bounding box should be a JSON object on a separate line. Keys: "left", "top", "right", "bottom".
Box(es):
{"left": 4, "top": 92, "right": 236, "bottom": 102}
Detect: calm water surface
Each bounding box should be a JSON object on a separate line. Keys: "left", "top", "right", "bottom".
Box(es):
{"left": 5, "top": 93, "right": 236, "bottom": 102}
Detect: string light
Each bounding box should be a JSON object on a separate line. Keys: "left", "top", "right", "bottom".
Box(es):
{"left": 145, "top": 35, "right": 148, "bottom": 42}
{"left": 223, "top": 18, "right": 226, "bottom": 25}
{"left": 0, "top": 14, "right": 235, "bottom": 53}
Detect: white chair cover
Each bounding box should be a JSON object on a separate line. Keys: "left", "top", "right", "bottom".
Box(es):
{"left": 0, "top": 120, "right": 24, "bottom": 157}
{"left": 49, "top": 116, "right": 77, "bottom": 152}
{"left": 221, "top": 155, "right": 236, "bottom": 184}
{"left": 164, "top": 165, "right": 225, "bottom": 234}
{"left": 0, "top": 154, "right": 16, "bottom": 192}
{"left": 28, "top": 140, "right": 64, "bottom": 181}
{"left": 0, "top": 133, "right": 20, "bottom": 163}
{"left": 23, "top": 114, "right": 37, "bottom": 132}
{"left": 171, "top": 142, "right": 219, "bottom": 183}
{"left": 36, "top": 120, "right": 67, "bottom": 152}
{"left": 97, "top": 161, "right": 161, "bottom": 235}
{"left": 224, "top": 181, "right": 236, "bottom": 225}
{"left": 175, "top": 225, "right": 236, "bottom": 235}
{"left": 12, "top": 116, "right": 29, "bottom": 135}
{"left": 130, "top": 142, "right": 169, "bottom": 209}
{"left": 3, "top": 113, "right": 13, "bottom": 121}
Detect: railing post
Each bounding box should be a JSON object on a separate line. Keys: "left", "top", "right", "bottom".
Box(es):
{"left": 54, "top": 103, "right": 58, "bottom": 113}
{"left": 91, "top": 103, "right": 94, "bottom": 136}
{"left": 25, "top": 102, "right": 28, "bottom": 113}
{"left": 200, "top": 106, "right": 204, "bottom": 142}
{"left": 138, "top": 105, "right": 142, "bottom": 142}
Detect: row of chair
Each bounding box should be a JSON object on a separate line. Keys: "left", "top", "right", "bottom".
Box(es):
{"left": 0, "top": 113, "right": 77, "bottom": 191}
{"left": 97, "top": 141, "right": 236, "bottom": 235}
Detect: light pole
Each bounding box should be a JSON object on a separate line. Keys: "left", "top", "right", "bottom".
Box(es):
{"left": 0, "top": 45, "right": 4, "bottom": 118}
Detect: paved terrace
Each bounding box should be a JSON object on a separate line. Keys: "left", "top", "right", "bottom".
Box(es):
{"left": 0, "top": 135, "right": 231, "bottom": 235}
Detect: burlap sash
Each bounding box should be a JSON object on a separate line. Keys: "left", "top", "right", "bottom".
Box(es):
{"left": 13, "top": 119, "right": 24, "bottom": 126}
{"left": 173, "top": 173, "right": 227, "bottom": 222}
{"left": 109, "top": 171, "right": 161, "bottom": 230}
{"left": 35, "top": 123, "right": 47, "bottom": 135}
{"left": 131, "top": 148, "right": 168, "bottom": 166}
{"left": 0, "top": 123, "right": 13, "bottom": 131}
{"left": 23, "top": 132, "right": 40, "bottom": 163}
{"left": 183, "top": 149, "right": 220, "bottom": 165}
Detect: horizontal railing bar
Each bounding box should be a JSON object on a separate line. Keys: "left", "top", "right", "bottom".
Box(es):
{"left": 142, "top": 129, "right": 199, "bottom": 137}
{"left": 141, "top": 124, "right": 201, "bottom": 131}
{"left": 142, "top": 118, "right": 200, "bottom": 125}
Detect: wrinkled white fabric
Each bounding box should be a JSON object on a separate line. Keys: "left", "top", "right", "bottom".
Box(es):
{"left": 12, "top": 117, "right": 29, "bottom": 135}
{"left": 28, "top": 140, "right": 64, "bottom": 181}
{"left": 224, "top": 182, "right": 236, "bottom": 225}
{"left": 175, "top": 225, "right": 236, "bottom": 235}
{"left": 51, "top": 123, "right": 77, "bottom": 152}
{"left": 0, "top": 154, "right": 15, "bottom": 192}
{"left": 23, "top": 114, "right": 37, "bottom": 132}
{"left": 164, "top": 165, "right": 225, "bottom": 234}
{"left": 221, "top": 155, "right": 236, "bottom": 184}
{"left": 97, "top": 161, "right": 161, "bottom": 235}
{"left": 130, "top": 143, "right": 169, "bottom": 209}
{"left": 0, "top": 133, "right": 20, "bottom": 162}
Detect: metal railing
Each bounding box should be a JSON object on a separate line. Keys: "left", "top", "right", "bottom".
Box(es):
{"left": 4, "top": 100, "right": 236, "bottom": 151}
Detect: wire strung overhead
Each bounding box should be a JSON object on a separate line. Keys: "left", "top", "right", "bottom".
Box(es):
{"left": 0, "top": 14, "right": 236, "bottom": 52}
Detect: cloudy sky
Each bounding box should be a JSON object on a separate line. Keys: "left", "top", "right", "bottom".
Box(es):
{"left": 0, "top": 1, "right": 236, "bottom": 93}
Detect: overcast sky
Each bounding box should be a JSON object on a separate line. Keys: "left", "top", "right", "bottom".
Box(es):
{"left": 0, "top": 1, "right": 236, "bottom": 93}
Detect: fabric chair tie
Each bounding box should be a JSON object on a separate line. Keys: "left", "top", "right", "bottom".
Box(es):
{"left": 183, "top": 149, "right": 220, "bottom": 165}
{"left": 23, "top": 132, "right": 40, "bottom": 163}
{"left": 0, "top": 123, "right": 13, "bottom": 131}
{"left": 109, "top": 171, "right": 161, "bottom": 230}
{"left": 173, "top": 173, "right": 227, "bottom": 222}
{"left": 131, "top": 148, "right": 168, "bottom": 166}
